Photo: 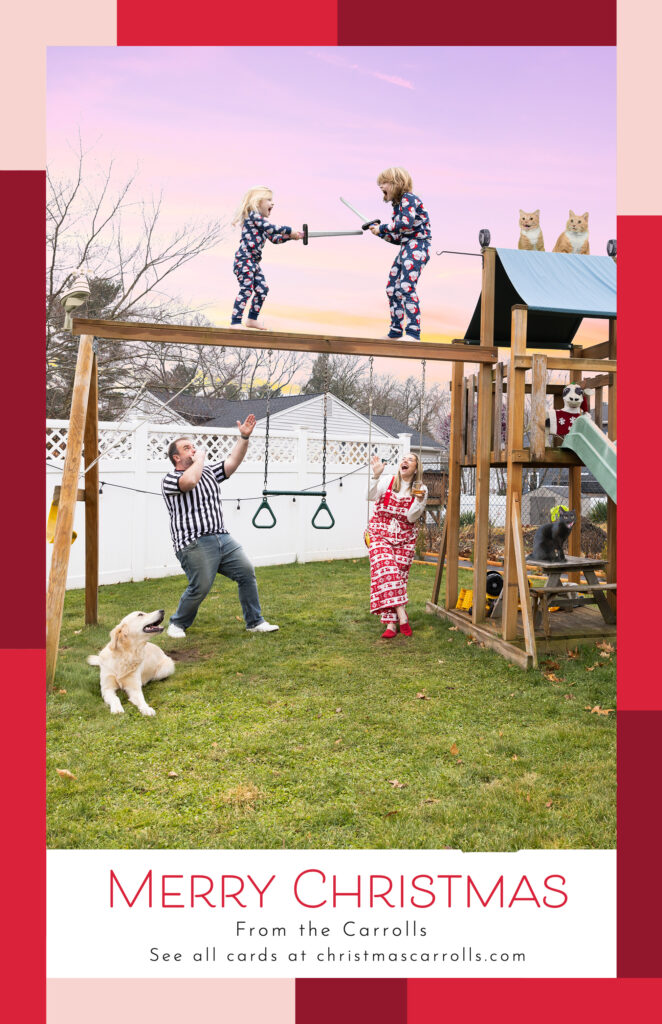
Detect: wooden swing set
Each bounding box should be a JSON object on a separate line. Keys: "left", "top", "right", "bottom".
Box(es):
{"left": 46, "top": 246, "right": 616, "bottom": 684}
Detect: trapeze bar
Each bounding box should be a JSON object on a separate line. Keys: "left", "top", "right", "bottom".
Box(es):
{"left": 263, "top": 490, "right": 327, "bottom": 498}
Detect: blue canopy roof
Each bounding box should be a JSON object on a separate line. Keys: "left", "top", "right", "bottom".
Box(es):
{"left": 465, "top": 249, "right": 616, "bottom": 350}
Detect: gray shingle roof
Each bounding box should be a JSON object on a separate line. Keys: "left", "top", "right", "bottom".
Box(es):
{"left": 371, "top": 415, "right": 440, "bottom": 450}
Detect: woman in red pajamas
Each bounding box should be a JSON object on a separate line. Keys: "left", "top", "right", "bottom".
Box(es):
{"left": 367, "top": 453, "right": 428, "bottom": 638}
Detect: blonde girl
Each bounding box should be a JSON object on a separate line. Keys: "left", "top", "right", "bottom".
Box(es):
{"left": 369, "top": 167, "right": 431, "bottom": 341}
{"left": 231, "top": 187, "right": 303, "bottom": 329}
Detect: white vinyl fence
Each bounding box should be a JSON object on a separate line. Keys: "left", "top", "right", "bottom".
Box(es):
{"left": 46, "top": 421, "right": 407, "bottom": 590}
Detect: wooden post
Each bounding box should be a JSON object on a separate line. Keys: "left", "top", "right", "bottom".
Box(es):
{"left": 444, "top": 361, "right": 464, "bottom": 610}
{"left": 503, "top": 306, "right": 527, "bottom": 641}
{"left": 84, "top": 349, "right": 99, "bottom": 624}
{"left": 493, "top": 362, "right": 504, "bottom": 460}
{"left": 473, "top": 247, "right": 496, "bottom": 625}
{"left": 512, "top": 493, "right": 537, "bottom": 667}
{"left": 606, "top": 318, "right": 617, "bottom": 611}
{"left": 46, "top": 335, "right": 95, "bottom": 687}
{"left": 568, "top": 346, "right": 583, "bottom": 582}
{"left": 529, "top": 354, "right": 547, "bottom": 461}
{"left": 430, "top": 518, "right": 448, "bottom": 606}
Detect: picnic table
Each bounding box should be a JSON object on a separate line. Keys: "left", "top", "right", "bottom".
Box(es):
{"left": 525, "top": 556, "right": 616, "bottom": 637}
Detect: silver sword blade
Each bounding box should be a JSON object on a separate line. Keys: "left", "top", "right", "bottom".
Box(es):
{"left": 340, "top": 196, "right": 370, "bottom": 223}
{"left": 307, "top": 230, "right": 363, "bottom": 238}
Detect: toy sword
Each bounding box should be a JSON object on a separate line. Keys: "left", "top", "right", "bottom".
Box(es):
{"left": 302, "top": 224, "right": 363, "bottom": 245}
{"left": 339, "top": 196, "right": 380, "bottom": 230}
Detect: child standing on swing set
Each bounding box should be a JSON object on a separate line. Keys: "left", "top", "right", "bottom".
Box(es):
{"left": 370, "top": 166, "right": 431, "bottom": 341}
{"left": 231, "top": 186, "right": 303, "bottom": 329}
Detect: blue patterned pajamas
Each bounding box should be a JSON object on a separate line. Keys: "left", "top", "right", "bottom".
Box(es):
{"left": 232, "top": 259, "right": 269, "bottom": 322}
{"left": 386, "top": 240, "right": 430, "bottom": 338}
{"left": 377, "top": 191, "right": 431, "bottom": 340}
{"left": 231, "top": 211, "right": 293, "bottom": 324}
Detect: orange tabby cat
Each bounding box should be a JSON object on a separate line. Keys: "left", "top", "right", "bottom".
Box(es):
{"left": 553, "top": 210, "right": 590, "bottom": 254}
{"left": 518, "top": 209, "right": 545, "bottom": 250}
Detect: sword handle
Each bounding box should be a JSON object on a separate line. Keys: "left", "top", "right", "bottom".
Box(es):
{"left": 362, "top": 219, "right": 380, "bottom": 231}
{"left": 303, "top": 224, "right": 308, "bottom": 246}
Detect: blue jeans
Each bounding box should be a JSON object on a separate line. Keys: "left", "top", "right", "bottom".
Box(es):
{"left": 171, "top": 533, "right": 264, "bottom": 630}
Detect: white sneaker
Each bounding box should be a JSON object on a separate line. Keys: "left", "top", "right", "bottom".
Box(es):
{"left": 167, "top": 623, "right": 186, "bottom": 638}
{"left": 247, "top": 621, "right": 279, "bottom": 633}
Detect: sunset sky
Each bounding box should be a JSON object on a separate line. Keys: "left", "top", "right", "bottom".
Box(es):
{"left": 47, "top": 46, "right": 615, "bottom": 387}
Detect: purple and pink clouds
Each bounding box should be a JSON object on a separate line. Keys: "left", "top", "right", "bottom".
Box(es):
{"left": 47, "top": 46, "right": 615, "bottom": 383}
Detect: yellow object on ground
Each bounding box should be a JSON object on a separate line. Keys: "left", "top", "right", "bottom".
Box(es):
{"left": 47, "top": 500, "right": 77, "bottom": 544}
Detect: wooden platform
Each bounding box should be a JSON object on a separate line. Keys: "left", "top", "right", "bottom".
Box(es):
{"left": 426, "top": 600, "right": 616, "bottom": 670}
{"left": 71, "top": 318, "right": 497, "bottom": 364}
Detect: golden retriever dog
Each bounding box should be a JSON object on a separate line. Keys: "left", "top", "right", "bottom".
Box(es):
{"left": 87, "top": 609, "right": 175, "bottom": 716}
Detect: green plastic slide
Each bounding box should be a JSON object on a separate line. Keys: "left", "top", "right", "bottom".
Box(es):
{"left": 561, "top": 415, "right": 616, "bottom": 503}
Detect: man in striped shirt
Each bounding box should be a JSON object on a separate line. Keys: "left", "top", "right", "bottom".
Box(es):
{"left": 161, "top": 414, "right": 278, "bottom": 637}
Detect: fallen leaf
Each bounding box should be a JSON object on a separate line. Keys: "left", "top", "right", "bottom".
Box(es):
{"left": 455, "top": 758, "right": 463, "bottom": 765}
{"left": 334, "top": 738, "right": 342, "bottom": 745}
{"left": 564, "top": 694, "right": 575, "bottom": 701}
{"left": 388, "top": 779, "right": 406, "bottom": 788}
{"left": 585, "top": 705, "right": 615, "bottom": 716}
{"left": 335, "top": 707, "right": 342, "bottom": 713}
{"left": 74, "top": 629, "right": 82, "bottom": 635}
{"left": 567, "top": 648, "right": 579, "bottom": 660}
{"left": 499, "top": 730, "right": 504, "bottom": 737}
{"left": 56, "top": 768, "right": 76, "bottom": 780}
{"left": 526, "top": 793, "right": 531, "bottom": 802}
{"left": 235, "top": 615, "right": 242, "bottom": 621}
{"left": 449, "top": 626, "right": 459, "bottom": 631}
{"left": 417, "top": 692, "right": 431, "bottom": 700}
{"left": 511, "top": 754, "right": 519, "bottom": 761}
{"left": 58, "top": 689, "right": 67, "bottom": 695}
{"left": 167, "top": 771, "right": 179, "bottom": 778}
{"left": 600, "top": 651, "right": 611, "bottom": 659}
{"left": 586, "top": 666, "right": 595, "bottom": 672}
{"left": 211, "top": 742, "right": 218, "bottom": 748}
{"left": 385, "top": 810, "right": 399, "bottom": 817}
{"left": 450, "top": 742, "right": 459, "bottom": 755}
{"left": 544, "top": 672, "right": 562, "bottom": 683}
{"left": 597, "top": 641, "right": 615, "bottom": 653}
{"left": 543, "top": 660, "right": 560, "bottom": 671}
{"left": 437, "top": 659, "right": 445, "bottom": 664}
{"left": 545, "top": 800, "right": 554, "bottom": 809}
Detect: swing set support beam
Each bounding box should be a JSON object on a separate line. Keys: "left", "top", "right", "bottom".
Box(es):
{"left": 72, "top": 318, "right": 498, "bottom": 364}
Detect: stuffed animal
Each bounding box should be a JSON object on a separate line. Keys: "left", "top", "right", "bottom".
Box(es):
{"left": 545, "top": 383, "right": 590, "bottom": 445}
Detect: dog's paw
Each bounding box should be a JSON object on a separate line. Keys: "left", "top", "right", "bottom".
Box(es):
{"left": 110, "top": 705, "right": 124, "bottom": 715}
{"left": 141, "top": 705, "right": 157, "bottom": 717}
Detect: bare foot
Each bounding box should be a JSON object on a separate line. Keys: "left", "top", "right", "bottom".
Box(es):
{"left": 245, "top": 319, "right": 268, "bottom": 331}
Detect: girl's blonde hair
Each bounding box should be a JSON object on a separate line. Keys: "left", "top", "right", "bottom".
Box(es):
{"left": 233, "top": 186, "right": 273, "bottom": 227}
{"left": 377, "top": 166, "right": 413, "bottom": 203}
{"left": 392, "top": 452, "right": 422, "bottom": 493}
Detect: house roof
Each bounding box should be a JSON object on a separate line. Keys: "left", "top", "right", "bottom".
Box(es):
{"left": 465, "top": 249, "right": 616, "bottom": 350}
{"left": 372, "top": 414, "right": 440, "bottom": 450}
{"left": 147, "top": 390, "right": 315, "bottom": 426}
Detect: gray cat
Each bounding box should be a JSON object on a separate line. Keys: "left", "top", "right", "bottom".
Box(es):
{"left": 531, "top": 508, "right": 577, "bottom": 561}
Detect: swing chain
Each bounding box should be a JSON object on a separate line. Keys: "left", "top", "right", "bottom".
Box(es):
{"left": 418, "top": 358, "right": 426, "bottom": 465}
{"left": 263, "top": 349, "right": 273, "bottom": 492}
{"left": 321, "top": 353, "right": 330, "bottom": 490}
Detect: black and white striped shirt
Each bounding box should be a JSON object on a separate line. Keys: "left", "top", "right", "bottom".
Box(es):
{"left": 162, "top": 461, "right": 227, "bottom": 552}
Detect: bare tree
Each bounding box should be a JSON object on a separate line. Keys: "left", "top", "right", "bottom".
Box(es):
{"left": 47, "top": 138, "right": 222, "bottom": 417}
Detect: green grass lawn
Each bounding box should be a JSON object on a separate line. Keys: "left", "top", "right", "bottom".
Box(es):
{"left": 48, "top": 559, "right": 616, "bottom": 851}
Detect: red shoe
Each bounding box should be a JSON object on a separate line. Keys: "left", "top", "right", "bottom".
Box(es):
{"left": 381, "top": 627, "right": 397, "bottom": 639}
{"left": 399, "top": 621, "right": 413, "bottom": 637}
